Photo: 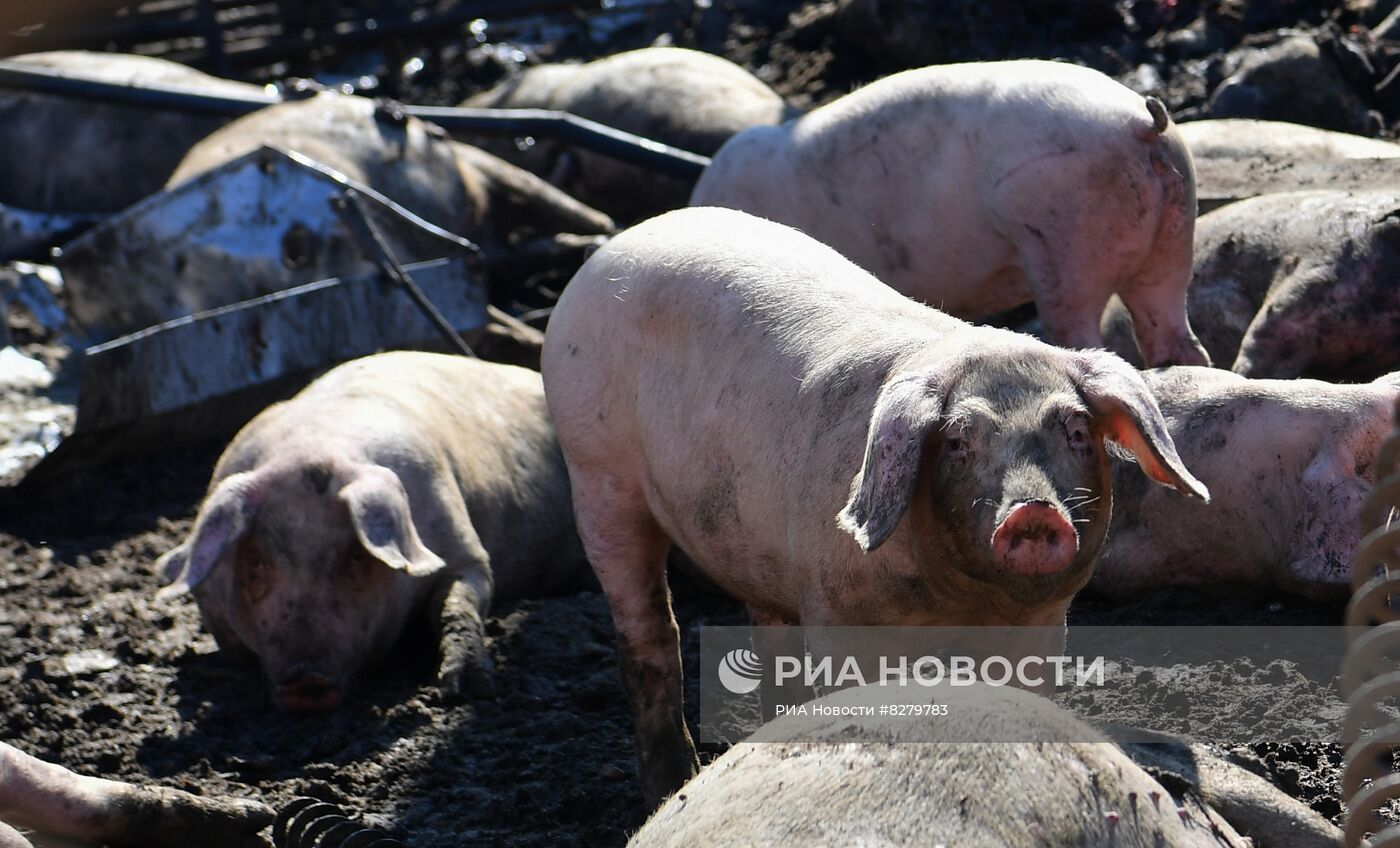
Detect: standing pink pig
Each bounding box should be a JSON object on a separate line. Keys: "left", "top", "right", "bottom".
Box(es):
{"left": 690, "top": 60, "right": 1209, "bottom": 367}
{"left": 543, "top": 208, "right": 1207, "bottom": 805}
{"left": 157, "top": 352, "right": 585, "bottom": 711}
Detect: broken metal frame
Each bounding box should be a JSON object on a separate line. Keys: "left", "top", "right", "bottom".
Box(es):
{"left": 332, "top": 188, "right": 476, "bottom": 357}
{"left": 20, "top": 255, "right": 490, "bottom": 485}
{"left": 0, "top": 59, "right": 713, "bottom": 180}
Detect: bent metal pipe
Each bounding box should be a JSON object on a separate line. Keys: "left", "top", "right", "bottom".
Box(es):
{"left": 0, "top": 60, "right": 712, "bottom": 180}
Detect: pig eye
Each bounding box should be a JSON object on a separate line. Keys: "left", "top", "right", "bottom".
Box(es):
{"left": 236, "top": 549, "right": 273, "bottom": 604}
{"left": 346, "top": 548, "right": 381, "bottom": 584}
{"left": 1065, "top": 412, "right": 1093, "bottom": 454}
{"left": 943, "top": 426, "right": 969, "bottom": 458}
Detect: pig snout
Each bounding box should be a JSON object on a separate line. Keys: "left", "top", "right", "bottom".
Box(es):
{"left": 274, "top": 667, "right": 341, "bottom": 712}
{"left": 991, "top": 501, "right": 1078, "bottom": 575}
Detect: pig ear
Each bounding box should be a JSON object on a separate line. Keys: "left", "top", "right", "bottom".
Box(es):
{"left": 339, "top": 467, "right": 446, "bottom": 577}
{"left": 156, "top": 471, "right": 265, "bottom": 598}
{"left": 838, "top": 372, "right": 946, "bottom": 553}
{"left": 1076, "top": 352, "right": 1210, "bottom": 502}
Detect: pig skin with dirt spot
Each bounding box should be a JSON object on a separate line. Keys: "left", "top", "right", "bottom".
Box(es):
{"left": 690, "top": 59, "right": 1209, "bottom": 368}
{"left": 628, "top": 684, "right": 1340, "bottom": 848}
{"left": 1093, "top": 367, "right": 1400, "bottom": 601}
{"left": 0, "top": 740, "right": 272, "bottom": 848}
{"left": 168, "top": 91, "right": 613, "bottom": 246}
{"left": 542, "top": 207, "right": 1208, "bottom": 806}
{"left": 462, "top": 47, "right": 796, "bottom": 222}
{"left": 157, "top": 351, "right": 586, "bottom": 711}
{"left": 1102, "top": 189, "right": 1400, "bottom": 381}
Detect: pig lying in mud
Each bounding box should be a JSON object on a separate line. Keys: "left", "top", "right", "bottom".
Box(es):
{"left": 168, "top": 91, "right": 613, "bottom": 245}
{"left": 0, "top": 52, "right": 263, "bottom": 214}
{"left": 1101, "top": 188, "right": 1400, "bottom": 380}
{"left": 462, "top": 47, "right": 794, "bottom": 222}
{"left": 0, "top": 741, "right": 270, "bottom": 848}
{"left": 543, "top": 207, "right": 1207, "bottom": 804}
{"left": 628, "top": 685, "right": 1341, "bottom": 848}
{"left": 1093, "top": 367, "right": 1400, "bottom": 601}
{"left": 158, "top": 352, "right": 585, "bottom": 710}
{"left": 691, "top": 59, "right": 1209, "bottom": 367}
{"left": 1177, "top": 119, "right": 1400, "bottom": 162}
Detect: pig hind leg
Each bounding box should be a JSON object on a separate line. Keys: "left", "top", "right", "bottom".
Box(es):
{"left": 748, "top": 607, "right": 807, "bottom": 721}
{"left": 1005, "top": 205, "right": 1114, "bottom": 351}
{"left": 572, "top": 473, "right": 699, "bottom": 807}
{"left": 1118, "top": 275, "right": 1211, "bottom": 368}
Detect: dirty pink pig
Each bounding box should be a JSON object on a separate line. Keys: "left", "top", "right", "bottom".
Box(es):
{"left": 542, "top": 208, "right": 1208, "bottom": 804}
{"left": 691, "top": 59, "right": 1208, "bottom": 367}
{"left": 157, "top": 351, "right": 585, "bottom": 711}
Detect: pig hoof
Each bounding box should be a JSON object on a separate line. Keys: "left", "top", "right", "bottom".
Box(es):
{"left": 440, "top": 660, "right": 497, "bottom": 702}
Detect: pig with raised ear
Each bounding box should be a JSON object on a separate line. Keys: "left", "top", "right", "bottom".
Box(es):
{"left": 690, "top": 59, "right": 1210, "bottom": 368}
{"left": 542, "top": 207, "right": 1208, "bottom": 806}
{"left": 1093, "top": 367, "right": 1400, "bottom": 601}
{"left": 157, "top": 351, "right": 585, "bottom": 711}
{"left": 0, "top": 740, "right": 272, "bottom": 848}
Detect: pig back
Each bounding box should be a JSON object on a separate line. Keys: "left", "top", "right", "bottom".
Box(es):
{"left": 693, "top": 61, "right": 1170, "bottom": 311}
{"left": 167, "top": 93, "right": 487, "bottom": 237}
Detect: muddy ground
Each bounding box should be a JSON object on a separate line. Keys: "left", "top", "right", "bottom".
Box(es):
{"left": 0, "top": 442, "right": 1354, "bottom": 846}
{"left": 1, "top": 0, "right": 1393, "bottom": 844}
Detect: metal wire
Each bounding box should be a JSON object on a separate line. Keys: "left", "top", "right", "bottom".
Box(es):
{"left": 273, "top": 797, "right": 407, "bottom": 848}
{"left": 1344, "top": 398, "right": 1400, "bottom": 847}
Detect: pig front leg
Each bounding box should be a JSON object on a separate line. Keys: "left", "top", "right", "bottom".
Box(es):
{"left": 432, "top": 575, "right": 497, "bottom": 701}
{"left": 749, "top": 608, "right": 807, "bottom": 721}
{"left": 0, "top": 742, "right": 272, "bottom": 848}
{"left": 1229, "top": 273, "right": 1329, "bottom": 379}
{"left": 1119, "top": 266, "right": 1212, "bottom": 368}
{"left": 574, "top": 474, "right": 698, "bottom": 808}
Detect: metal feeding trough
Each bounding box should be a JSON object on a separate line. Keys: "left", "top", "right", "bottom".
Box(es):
{"left": 18, "top": 147, "right": 492, "bottom": 486}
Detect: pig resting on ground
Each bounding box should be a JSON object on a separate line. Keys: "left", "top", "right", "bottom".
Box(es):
{"left": 159, "top": 351, "right": 585, "bottom": 711}
{"left": 168, "top": 91, "right": 613, "bottom": 247}
{"left": 0, "top": 52, "right": 262, "bottom": 214}
{"left": 629, "top": 684, "right": 1340, "bottom": 848}
{"left": 543, "top": 207, "right": 1208, "bottom": 805}
{"left": 462, "top": 47, "right": 795, "bottom": 222}
{"left": 1093, "top": 367, "right": 1399, "bottom": 600}
{"left": 690, "top": 60, "right": 1209, "bottom": 367}
{"left": 1103, "top": 188, "right": 1400, "bottom": 381}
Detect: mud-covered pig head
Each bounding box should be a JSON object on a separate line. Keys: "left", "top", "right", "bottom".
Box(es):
{"left": 839, "top": 343, "right": 1209, "bottom": 603}
{"left": 156, "top": 459, "right": 446, "bottom": 711}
